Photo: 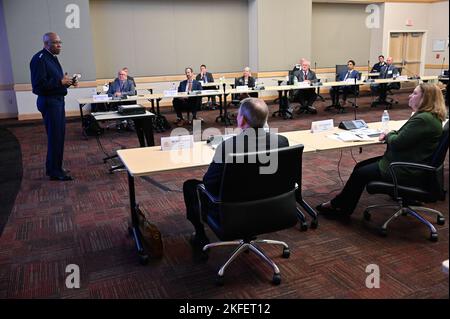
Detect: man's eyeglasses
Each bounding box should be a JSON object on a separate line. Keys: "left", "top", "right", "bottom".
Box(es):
{"left": 50, "top": 41, "right": 63, "bottom": 45}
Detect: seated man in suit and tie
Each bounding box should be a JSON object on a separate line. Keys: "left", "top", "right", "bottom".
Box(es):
{"left": 107, "top": 69, "right": 136, "bottom": 98}
{"left": 235, "top": 67, "right": 258, "bottom": 100}
{"left": 328, "top": 60, "right": 359, "bottom": 109}
{"left": 173, "top": 67, "right": 203, "bottom": 126}
{"left": 182, "top": 97, "right": 289, "bottom": 248}
{"left": 292, "top": 60, "right": 318, "bottom": 114}
{"left": 195, "top": 64, "right": 216, "bottom": 107}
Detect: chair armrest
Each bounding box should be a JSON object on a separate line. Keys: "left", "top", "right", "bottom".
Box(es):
{"left": 197, "top": 184, "right": 221, "bottom": 204}
{"left": 387, "top": 162, "right": 438, "bottom": 199}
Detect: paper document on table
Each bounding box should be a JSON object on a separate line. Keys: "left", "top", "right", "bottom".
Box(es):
{"left": 332, "top": 132, "right": 372, "bottom": 142}
{"left": 351, "top": 128, "right": 382, "bottom": 138}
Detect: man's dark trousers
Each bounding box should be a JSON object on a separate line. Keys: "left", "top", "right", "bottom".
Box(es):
{"left": 37, "top": 95, "right": 66, "bottom": 178}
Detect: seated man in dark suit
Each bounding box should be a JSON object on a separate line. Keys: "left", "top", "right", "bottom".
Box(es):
{"left": 107, "top": 69, "right": 135, "bottom": 98}
{"left": 328, "top": 60, "right": 359, "bottom": 108}
{"left": 183, "top": 98, "right": 289, "bottom": 248}
{"left": 195, "top": 64, "right": 216, "bottom": 106}
{"left": 370, "top": 55, "right": 386, "bottom": 75}
{"left": 292, "top": 60, "right": 318, "bottom": 114}
{"left": 235, "top": 67, "right": 258, "bottom": 100}
{"left": 173, "top": 67, "right": 203, "bottom": 126}
{"left": 372, "top": 56, "right": 400, "bottom": 104}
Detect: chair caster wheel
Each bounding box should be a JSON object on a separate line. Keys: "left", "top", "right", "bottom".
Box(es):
{"left": 216, "top": 275, "right": 224, "bottom": 286}
{"left": 272, "top": 273, "right": 281, "bottom": 285}
{"left": 430, "top": 233, "right": 438, "bottom": 242}
{"left": 363, "top": 211, "right": 371, "bottom": 221}
{"left": 300, "top": 222, "right": 308, "bottom": 231}
{"left": 139, "top": 254, "right": 149, "bottom": 265}
{"left": 310, "top": 219, "right": 319, "bottom": 229}
{"left": 379, "top": 228, "right": 387, "bottom": 237}
{"left": 437, "top": 216, "right": 445, "bottom": 225}
{"left": 282, "top": 248, "right": 290, "bottom": 259}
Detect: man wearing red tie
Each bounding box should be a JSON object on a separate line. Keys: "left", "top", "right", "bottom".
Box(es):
{"left": 293, "top": 60, "right": 318, "bottom": 114}
{"left": 173, "top": 67, "right": 203, "bottom": 126}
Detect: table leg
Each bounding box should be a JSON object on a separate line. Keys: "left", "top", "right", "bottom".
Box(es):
{"left": 128, "top": 172, "right": 149, "bottom": 264}
{"left": 79, "top": 103, "right": 87, "bottom": 139}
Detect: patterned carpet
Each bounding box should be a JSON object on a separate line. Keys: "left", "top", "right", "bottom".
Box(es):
{"left": 0, "top": 90, "right": 448, "bottom": 299}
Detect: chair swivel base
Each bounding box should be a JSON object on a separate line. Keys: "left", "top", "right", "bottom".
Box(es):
{"left": 363, "top": 203, "right": 445, "bottom": 241}
{"left": 272, "top": 109, "right": 293, "bottom": 120}
{"left": 203, "top": 238, "right": 290, "bottom": 285}
{"left": 371, "top": 99, "right": 392, "bottom": 109}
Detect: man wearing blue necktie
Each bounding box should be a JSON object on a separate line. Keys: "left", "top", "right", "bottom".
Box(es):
{"left": 328, "top": 60, "right": 359, "bottom": 110}
{"left": 173, "top": 67, "right": 203, "bottom": 126}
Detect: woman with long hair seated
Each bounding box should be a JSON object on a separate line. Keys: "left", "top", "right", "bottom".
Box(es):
{"left": 317, "top": 83, "right": 447, "bottom": 218}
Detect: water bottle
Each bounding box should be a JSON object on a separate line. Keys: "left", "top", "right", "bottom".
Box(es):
{"left": 381, "top": 110, "right": 390, "bottom": 133}
{"left": 293, "top": 75, "right": 298, "bottom": 86}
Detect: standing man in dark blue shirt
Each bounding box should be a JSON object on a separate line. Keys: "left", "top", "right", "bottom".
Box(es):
{"left": 30, "top": 32, "right": 77, "bottom": 181}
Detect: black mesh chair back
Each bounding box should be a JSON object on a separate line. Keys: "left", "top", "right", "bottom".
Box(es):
{"left": 335, "top": 64, "right": 347, "bottom": 80}
{"left": 207, "top": 144, "right": 303, "bottom": 240}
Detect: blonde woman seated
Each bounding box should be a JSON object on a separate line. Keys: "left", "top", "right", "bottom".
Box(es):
{"left": 317, "top": 83, "right": 447, "bottom": 218}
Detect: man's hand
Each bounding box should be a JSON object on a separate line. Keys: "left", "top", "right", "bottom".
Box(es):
{"left": 378, "top": 132, "right": 387, "bottom": 142}
{"left": 61, "top": 74, "right": 73, "bottom": 87}
{"left": 114, "top": 92, "right": 122, "bottom": 97}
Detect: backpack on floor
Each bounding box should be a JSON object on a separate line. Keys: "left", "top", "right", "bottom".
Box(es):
{"left": 82, "top": 114, "right": 104, "bottom": 136}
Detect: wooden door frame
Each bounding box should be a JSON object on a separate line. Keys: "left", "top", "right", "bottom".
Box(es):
{"left": 387, "top": 30, "right": 428, "bottom": 75}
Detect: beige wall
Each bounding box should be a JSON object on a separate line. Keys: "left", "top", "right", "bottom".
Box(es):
{"left": 426, "top": 1, "right": 449, "bottom": 75}
{"left": 90, "top": 0, "right": 249, "bottom": 78}
{"left": 382, "top": 2, "right": 449, "bottom": 75}
{"left": 312, "top": 3, "right": 371, "bottom": 68}
{"left": 253, "top": 0, "right": 312, "bottom": 71}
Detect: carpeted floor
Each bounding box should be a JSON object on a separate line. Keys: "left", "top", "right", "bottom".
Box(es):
{"left": 0, "top": 127, "right": 23, "bottom": 237}
{"left": 0, "top": 91, "right": 448, "bottom": 299}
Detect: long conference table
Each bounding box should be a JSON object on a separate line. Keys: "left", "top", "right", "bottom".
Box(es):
{"left": 77, "top": 76, "right": 438, "bottom": 133}
{"left": 117, "top": 119, "right": 407, "bottom": 264}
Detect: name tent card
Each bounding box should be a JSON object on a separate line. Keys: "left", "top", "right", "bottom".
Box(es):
{"left": 93, "top": 94, "right": 109, "bottom": 102}
{"left": 311, "top": 119, "right": 334, "bottom": 133}
{"left": 161, "top": 135, "right": 194, "bottom": 151}
{"left": 163, "top": 89, "right": 178, "bottom": 97}
{"left": 236, "top": 85, "right": 249, "bottom": 92}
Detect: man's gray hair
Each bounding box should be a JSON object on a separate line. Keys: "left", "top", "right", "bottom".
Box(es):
{"left": 239, "top": 97, "right": 268, "bottom": 128}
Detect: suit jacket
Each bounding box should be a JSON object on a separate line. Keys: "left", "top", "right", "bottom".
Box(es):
{"left": 293, "top": 69, "right": 317, "bottom": 82}
{"left": 378, "top": 112, "right": 443, "bottom": 182}
{"left": 203, "top": 131, "right": 289, "bottom": 197}
{"left": 30, "top": 49, "right": 67, "bottom": 97}
{"left": 380, "top": 64, "right": 399, "bottom": 79}
{"left": 178, "top": 79, "right": 202, "bottom": 92}
{"left": 107, "top": 78, "right": 135, "bottom": 97}
{"left": 371, "top": 61, "right": 386, "bottom": 73}
{"left": 195, "top": 72, "right": 214, "bottom": 83}
{"left": 235, "top": 76, "right": 256, "bottom": 88}
{"left": 337, "top": 69, "right": 359, "bottom": 81}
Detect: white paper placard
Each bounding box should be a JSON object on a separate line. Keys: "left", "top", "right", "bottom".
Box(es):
{"left": 93, "top": 94, "right": 109, "bottom": 102}
{"left": 311, "top": 119, "right": 334, "bottom": 133}
{"left": 432, "top": 39, "right": 446, "bottom": 52}
{"left": 396, "top": 75, "right": 408, "bottom": 81}
{"left": 163, "top": 89, "right": 178, "bottom": 97}
{"left": 296, "top": 81, "right": 310, "bottom": 88}
{"left": 345, "top": 78, "right": 357, "bottom": 84}
{"left": 161, "top": 135, "right": 194, "bottom": 151}
{"left": 236, "top": 85, "right": 249, "bottom": 92}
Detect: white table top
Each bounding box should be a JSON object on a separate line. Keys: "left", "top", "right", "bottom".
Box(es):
{"left": 92, "top": 110, "right": 154, "bottom": 121}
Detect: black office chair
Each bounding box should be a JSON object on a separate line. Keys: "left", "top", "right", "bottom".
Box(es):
{"left": 197, "top": 145, "right": 304, "bottom": 285}
{"left": 364, "top": 121, "right": 449, "bottom": 241}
